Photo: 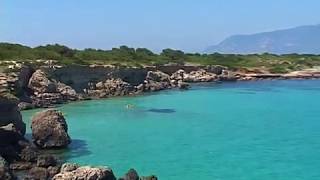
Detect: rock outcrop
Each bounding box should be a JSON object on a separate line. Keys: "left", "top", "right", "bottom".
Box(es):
{"left": 142, "top": 71, "right": 172, "bottom": 92}
{"left": 218, "top": 70, "right": 238, "bottom": 81}
{"left": 0, "top": 93, "right": 26, "bottom": 136}
{"left": 31, "top": 109, "right": 71, "bottom": 148}
{"left": 53, "top": 164, "right": 116, "bottom": 180}
{"left": 185, "top": 69, "right": 217, "bottom": 82}
{"left": 0, "top": 93, "right": 52, "bottom": 179}
{"left": 28, "top": 70, "right": 78, "bottom": 107}
{"left": 172, "top": 69, "right": 217, "bottom": 82}
{"left": 86, "top": 78, "right": 134, "bottom": 98}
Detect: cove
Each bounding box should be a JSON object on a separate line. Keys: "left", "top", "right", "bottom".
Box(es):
{"left": 22, "top": 80, "right": 320, "bottom": 180}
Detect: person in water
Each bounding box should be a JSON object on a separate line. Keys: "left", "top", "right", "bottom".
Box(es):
{"left": 126, "top": 104, "right": 134, "bottom": 109}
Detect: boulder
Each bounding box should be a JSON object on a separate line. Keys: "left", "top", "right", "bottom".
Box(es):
{"left": 53, "top": 165, "right": 116, "bottom": 180}
{"left": 28, "top": 70, "right": 57, "bottom": 94}
{"left": 0, "top": 93, "right": 26, "bottom": 135}
{"left": 31, "top": 109, "right": 71, "bottom": 148}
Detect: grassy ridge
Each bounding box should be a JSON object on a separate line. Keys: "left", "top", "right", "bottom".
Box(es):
{"left": 1, "top": 42, "right": 320, "bottom": 73}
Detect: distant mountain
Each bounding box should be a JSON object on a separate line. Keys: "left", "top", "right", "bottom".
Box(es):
{"left": 205, "top": 24, "right": 320, "bottom": 54}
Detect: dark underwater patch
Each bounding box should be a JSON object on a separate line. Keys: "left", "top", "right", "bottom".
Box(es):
{"left": 147, "top": 108, "right": 176, "bottom": 113}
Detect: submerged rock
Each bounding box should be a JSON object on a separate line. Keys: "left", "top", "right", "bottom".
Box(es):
{"left": 53, "top": 164, "right": 116, "bottom": 180}
{"left": 31, "top": 109, "right": 71, "bottom": 148}
{"left": 140, "top": 175, "right": 158, "bottom": 180}
{"left": 119, "top": 168, "right": 139, "bottom": 180}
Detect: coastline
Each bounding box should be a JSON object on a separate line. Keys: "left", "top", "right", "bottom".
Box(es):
{"left": 2, "top": 64, "right": 320, "bottom": 179}
{"left": 2, "top": 64, "right": 320, "bottom": 110}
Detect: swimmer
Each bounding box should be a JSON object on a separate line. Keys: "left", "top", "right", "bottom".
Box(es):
{"left": 126, "top": 104, "right": 134, "bottom": 109}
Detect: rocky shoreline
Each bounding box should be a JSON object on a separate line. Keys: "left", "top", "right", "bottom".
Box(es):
{"left": 1, "top": 64, "right": 320, "bottom": 179}
{"left": 1, "top": 64, "right": 320, "bottom": 110}
{"left": 0, "top": 93, "right": 158, "bottom": 179}
{"left": 0, "top": 64, "right": 234, "bottom": 109}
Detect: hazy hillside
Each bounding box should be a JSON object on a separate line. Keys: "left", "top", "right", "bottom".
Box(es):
{"left": 205, "top": 24, "right": 320, "bottom": 54}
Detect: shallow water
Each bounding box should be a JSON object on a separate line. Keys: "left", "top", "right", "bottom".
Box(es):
{"left": 22, "top": 80, "right": 320, "bottom": 179}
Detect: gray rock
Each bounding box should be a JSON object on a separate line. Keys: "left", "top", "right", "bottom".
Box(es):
{"left": 37, "top": 155, "right": 57, "bottom": 168}
{"left": 31, "top": 109, "right": 71, "bottom": 148}
{"left": 47, "top": 166, "right": 61, "bottom": 178}
{"left": 26, "top": 167, "right": 49, "bottom": 180}
{"left": 87, "top": 78, "right": 134, "bottom": 98}
{"left": 18, "top": 102, "right": 35, "bottom": 111}
{"left": 0, "top": 94, "right": 26, "bottom": 135}
{"left": 60, "top": 163, "right": 80, "bottom": 173}
{"left": 20, "top": 146, "right": 39, "bottom": 162}
{"left": 144, "top": 71, "right": 171, "bottom": 92}
{"left": 28, "top": 70, "right": 78, "bottom": 107}
{"left": 146, "top": 71, "right": 170, "bottom": 82}
{"left": 28, "top": 70, "right": 57, "bottom": 94}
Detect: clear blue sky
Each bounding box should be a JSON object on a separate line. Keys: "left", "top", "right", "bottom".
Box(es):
{"left": 1, "top": 0, "right": 319, "bottom": 52}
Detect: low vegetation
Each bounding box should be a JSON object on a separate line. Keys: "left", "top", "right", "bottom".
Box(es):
{"left": 1, "top": 42, "right": 320, "bottom": 73}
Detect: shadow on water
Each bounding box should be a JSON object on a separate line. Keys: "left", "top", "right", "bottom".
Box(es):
{"left": 147, "top": 108, "right": 176, "bottom": 113}
{"left": 60, "top": 139, "right": 92, "bottom": 161}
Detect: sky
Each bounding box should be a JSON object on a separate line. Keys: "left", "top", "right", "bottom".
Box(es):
{"left": 1, "top": 0, "right": 320, "bottom": 52}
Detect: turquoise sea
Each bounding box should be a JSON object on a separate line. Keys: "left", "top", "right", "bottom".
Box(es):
{"left": 22, "top": 80, "right": 320, "bottom": 180}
